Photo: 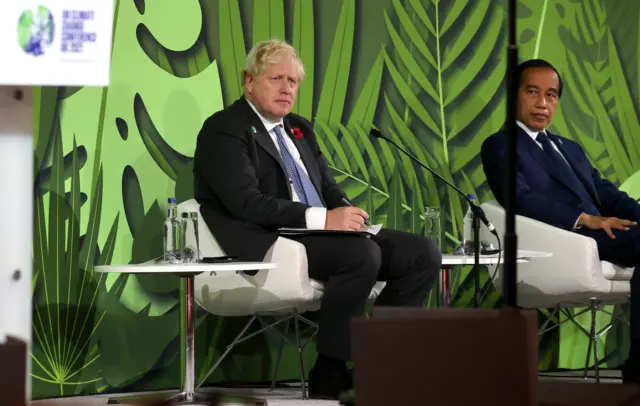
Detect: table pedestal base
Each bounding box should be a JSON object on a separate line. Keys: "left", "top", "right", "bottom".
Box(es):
{"left": 107, "top": 274, "right": 267, "bottom": 406}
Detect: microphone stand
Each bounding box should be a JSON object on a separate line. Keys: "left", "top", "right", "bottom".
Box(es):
{"left": 370, "top": 129, "right": 499, "bottom": 308}
{"left": 344, "top": 4, "right": 521, "bottom": 404}
{"left": 504, "top": 0, "right": 518, "bottom": 307}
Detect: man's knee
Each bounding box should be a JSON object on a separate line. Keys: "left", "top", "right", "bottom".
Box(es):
{"left": 401, "top": 234, "right": 442, "bottom": 276}
{"left": 425, "top": 236, "right": 443, "bottom": 266}
{"left": 416, "top": 236, "right": 442, "bottom": 278}
{"left": 349, "top": 237, "right": 382, "bottom": 283}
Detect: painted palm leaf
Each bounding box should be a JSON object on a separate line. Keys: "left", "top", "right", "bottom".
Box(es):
{"left": 32, "top": 133, "right": 125, "bottom": 397}
{"left": 554, "top": 0, "right": 639, "bottom": 184}
{"left": 291, "top": 0, "right": 315, "bottom": 118}
{"left": 382, "top": 0, "right": 506, "bottom": 247}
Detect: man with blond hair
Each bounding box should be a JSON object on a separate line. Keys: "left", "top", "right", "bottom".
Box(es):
{"left": 194, "top": 39, "right": 441, "bottom": 399}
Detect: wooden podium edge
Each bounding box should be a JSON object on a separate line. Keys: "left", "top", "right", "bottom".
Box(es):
{"left": 0, "top": 335, "right": 26, "bottom": 406}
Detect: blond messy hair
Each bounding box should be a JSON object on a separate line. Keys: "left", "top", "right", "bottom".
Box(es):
{"left": 242, "top": 39, "right": 305, "bottom": 82}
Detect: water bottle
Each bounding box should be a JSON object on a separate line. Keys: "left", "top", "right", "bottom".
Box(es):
{"left": 163, "top": 197, "right": 183, "bottom": 263}
{"left": 462, "top": 194, "right": 477, "bottom": 255}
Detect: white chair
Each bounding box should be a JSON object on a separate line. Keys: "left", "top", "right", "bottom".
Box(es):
{"left": 480, "top": 200, "right": 632, "bottom": 381}
{"left": 177, "top": 199, "right": 385, "bottom": 397}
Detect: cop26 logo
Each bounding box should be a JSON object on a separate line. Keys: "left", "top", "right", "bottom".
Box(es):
{"left": 17, "top": 5, "right": 55, "bottom": 56}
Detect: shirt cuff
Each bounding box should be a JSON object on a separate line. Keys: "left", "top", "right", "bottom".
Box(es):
{"left": 572, "top": 214, "right": 582, "bottom": 231}
{"left": 305, "top": 207, "right": 327, "bottom": 230}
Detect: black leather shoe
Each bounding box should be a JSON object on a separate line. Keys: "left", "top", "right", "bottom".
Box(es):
{"left": 623, "top": 360, "right": 640, "bottom": 384}
{"left": 308, "top": 365, "right": 352, "bottom": 400}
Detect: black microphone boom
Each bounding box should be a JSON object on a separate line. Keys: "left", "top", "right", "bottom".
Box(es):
{"left": 370, "top": 128, "right": 499, "bottom": 308}
{"left": 370, "top": 128, "right": 498, "bottom": 237}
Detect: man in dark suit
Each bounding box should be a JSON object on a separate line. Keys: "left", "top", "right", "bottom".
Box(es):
{"left": 193, "top": 39, "right": 441, "bottom": 399}
{"left": 481, "top": 59, "right": 640, "bottom": 382}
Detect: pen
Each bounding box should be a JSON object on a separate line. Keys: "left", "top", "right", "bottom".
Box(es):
{"left": 341, "top": 197, "right": 371, "bottom": 226}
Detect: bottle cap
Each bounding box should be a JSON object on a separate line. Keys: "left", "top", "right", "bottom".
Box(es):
{"left": 168, "top": 197, "right": 177, "bottom": 204}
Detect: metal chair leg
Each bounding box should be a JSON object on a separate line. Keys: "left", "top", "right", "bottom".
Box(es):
{"left": 546, "top": 301, "right": 616, "bottom": 383}
{"left": 538, "top": 307, "right": 561, "bottom": 335}
{"left": 270, "top": 318, "right": 290, "bottom": 392}
{"left": 293, "top": 309, "right": 307, "bottom": 399}
{"left": 590, "top": 300, "right": 600, "bottom": 383}
{"left": 584, "top": 316, "right": 593, "bottom": 381}
{"left": 197, "top": 315, "right": 257, "bottom": 389}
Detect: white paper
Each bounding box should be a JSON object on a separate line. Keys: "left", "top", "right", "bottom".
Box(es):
{"left": 362, "top": 223, "right": 383, "bottom": 235}
{"left": 278, "top": 224, "right": 383, "bottom": 235}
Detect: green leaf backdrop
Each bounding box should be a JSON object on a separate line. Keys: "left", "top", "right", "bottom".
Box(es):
{"left": 31, "top": 0, "right": 640, "bottom": 399}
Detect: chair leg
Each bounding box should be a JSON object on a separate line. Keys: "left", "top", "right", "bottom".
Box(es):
{"left": 583, "top": 308, "right": 594, "bottom": 380}
{"left": 196, "top": 315, "right": 257, "bottom": 390}
{"left": 590, "top": 300, "right": 600, "bottom": 383}
{"left": 293, "top": 309, "right": 307, "bottom": 399}
{"left": 538, "top": 307, "right": 561, "bottom": 336}
{"left": 270, "top": 318, "right": 290, "bottom": 392}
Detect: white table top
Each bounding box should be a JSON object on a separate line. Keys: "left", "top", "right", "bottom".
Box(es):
{"left": 95, "top": 262, "right": 277, "bottom": 274}
{"left": 441, "top": 250, "right": 551, "bottom": 266}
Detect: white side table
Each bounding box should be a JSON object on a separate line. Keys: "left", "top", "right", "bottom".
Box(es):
{"left": 96, "top": 261, "right": 277, "bottom": 405}
{"left": 439, "top": 250, "right": 552, "bottom": 307}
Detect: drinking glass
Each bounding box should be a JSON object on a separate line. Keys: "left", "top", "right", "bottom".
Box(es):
{"left": 181, "top": 212, "right": 200, "bottom": 263}
{"left": 424, "top": 206, "right": 441, "bottom": 250}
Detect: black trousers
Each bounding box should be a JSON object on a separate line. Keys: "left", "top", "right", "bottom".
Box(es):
{"left": 578, "top": 226, "right": 640, "bottom": 340}
{"left": 291, "top": 228, "right": 441, "bottom": 361}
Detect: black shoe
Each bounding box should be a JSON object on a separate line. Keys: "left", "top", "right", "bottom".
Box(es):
{"left": 623, "top": 360, "right": 640, "bottom": 384}
{"left": 623, "top": 341, "right": 640, "bottom": 384}
{"left": 308, "top": 364, "right": 352, "bottom": 400}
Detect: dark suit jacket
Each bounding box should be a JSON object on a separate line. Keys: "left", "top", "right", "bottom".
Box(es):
{"left": 481, "top": 127, "right": 640, "bottom": 231}
{"left": 193, "top": 97, "right": 347, "bottom": 261}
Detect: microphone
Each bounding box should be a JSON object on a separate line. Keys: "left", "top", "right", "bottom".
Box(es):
{"left": 369, "top": 128, "right": 498, "bottom": 237}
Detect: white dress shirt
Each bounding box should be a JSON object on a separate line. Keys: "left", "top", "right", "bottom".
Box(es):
{"left": 517, "top": 121, "right": 582, "bottom": 229}
{"left": 246, "top": 98, "right": 327, "bottom": 229}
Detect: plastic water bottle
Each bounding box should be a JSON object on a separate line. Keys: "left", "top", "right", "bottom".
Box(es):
{"left": 462, "top": 194, "right": 477, "bottom": 255}
{"left": 163, "top": 197, "right": 183, "bottom": 263}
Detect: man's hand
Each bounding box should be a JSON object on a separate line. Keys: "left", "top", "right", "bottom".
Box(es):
{"left": 325, "top": 207, "right": 369, "bottom": 231}
{"left": 578, "top": 213, "right": 637, "bottom": 239}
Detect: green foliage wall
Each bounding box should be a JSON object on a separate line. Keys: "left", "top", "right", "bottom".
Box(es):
{"left": 32, "top": 0, "right": 640, "bottom": 399}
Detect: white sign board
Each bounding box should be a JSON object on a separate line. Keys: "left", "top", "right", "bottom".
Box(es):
{"left": 0, "top": 0, "right": 113, "bottom": 86}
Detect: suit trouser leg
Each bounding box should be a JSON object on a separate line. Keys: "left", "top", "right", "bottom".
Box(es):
{"left": 579, "top": 227, "right": 640, "bottom": 340}
{"left": 631, "top": 268, "right": 640, "bottom": 340}
{"left": 293, "top": 229, "right": 441, "bottom": 361}
{"left": 371, "top": 229, "right": 441, "bottom": 307}
{"left": 292, "top": 234, "right": 380, "bottom": 361}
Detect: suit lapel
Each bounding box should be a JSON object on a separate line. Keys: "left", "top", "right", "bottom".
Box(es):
{"left": 240, "top": 99, "right": 292, "bottom": 197}
{"left": 517, "top": 128, "right": 578, "bottom": 193}
{"left": 240, "top": 99, "right": 324, "bottom": 201}
{"left": 548, "top": 132, "right": 602, "bottom": 206}
{"left": 242, "top": 99, "right": 284, "bottom": 168}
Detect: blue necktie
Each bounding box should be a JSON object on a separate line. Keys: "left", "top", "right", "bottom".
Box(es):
{"left": 273, "top": 125, "right": 324, "bottom": 207}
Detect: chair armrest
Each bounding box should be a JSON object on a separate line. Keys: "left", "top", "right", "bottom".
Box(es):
{"left": 178, "top": 199, "right": 321, "bottom": 315}
{"left": 480, "top": 201, "right": 611, "bottom": 303}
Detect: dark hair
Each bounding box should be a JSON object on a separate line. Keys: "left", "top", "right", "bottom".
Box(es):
{"left": 516, "top": 59, "right": 563, "bottom": 97}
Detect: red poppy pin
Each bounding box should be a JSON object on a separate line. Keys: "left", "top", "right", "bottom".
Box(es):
{"left": 291, "top": 128, "right": 304, "bottom": 139}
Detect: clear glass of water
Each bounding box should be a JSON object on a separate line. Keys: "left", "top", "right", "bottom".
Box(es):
{"left": 424, "top": 206, "right": 441, "bottom": 251}
{"left": 181, "top": 212, "right": 200, "bottom": 263}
